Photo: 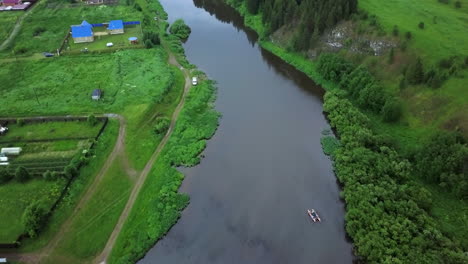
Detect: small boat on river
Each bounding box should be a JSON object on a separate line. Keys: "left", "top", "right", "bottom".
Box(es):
{"left": 307, "top": 209, "right": 321, "bottom": 222}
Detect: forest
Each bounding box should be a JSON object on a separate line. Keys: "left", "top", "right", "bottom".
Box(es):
{"left": 229, "top": 0, "right": 357, "bottom": 50}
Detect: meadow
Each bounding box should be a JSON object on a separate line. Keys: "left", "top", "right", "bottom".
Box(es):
{"left": 0, "top": 48, "right": 174, "bottom": 116}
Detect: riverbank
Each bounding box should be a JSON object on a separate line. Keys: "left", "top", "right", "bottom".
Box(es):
{"left": 223, "top": 0, "right": 468, "bottom": 262}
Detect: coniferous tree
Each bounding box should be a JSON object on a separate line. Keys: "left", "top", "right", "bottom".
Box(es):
{"left": 406, "top": 58, "right": 424, "bottom": 84}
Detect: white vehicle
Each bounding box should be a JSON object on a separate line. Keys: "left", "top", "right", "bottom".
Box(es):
{"left": 192, "top": 77, "right": 198, "bottom": 86}
{"left": 0, "top": 126, "right": 7, "bottom": 135}
{"left": 0, "top": 157, "right": 8, "bottom": 162}
{"left": 106, "top": 42, "right": 114, "bottom": 47}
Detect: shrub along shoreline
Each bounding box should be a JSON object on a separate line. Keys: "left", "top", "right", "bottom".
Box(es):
{"left": 224, "top": 0, "right": 467, "bottom": 262}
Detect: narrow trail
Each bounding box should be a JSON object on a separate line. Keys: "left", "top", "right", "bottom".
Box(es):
{"left": 95, "top": 51, "right": 191, "bottom": 264}
{"left": 0, "top": 1, "right": 41, "bottom": 51}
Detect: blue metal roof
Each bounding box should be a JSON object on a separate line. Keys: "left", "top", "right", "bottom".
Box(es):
{"left": 108, "top": 20, "right": 124, "bottom": 30}
{"left": 81, "top": 20, "right": 92, "bottom": 27}
{"left": 71, "top": 25, "right": 93, "bottom": 38}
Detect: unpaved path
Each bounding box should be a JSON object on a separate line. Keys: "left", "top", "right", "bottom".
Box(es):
{"left": 95, "top": 51, "right": 191, "bottom": 264}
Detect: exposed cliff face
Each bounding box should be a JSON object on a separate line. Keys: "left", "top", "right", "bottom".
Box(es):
{"left": 270, "top": 21, "right": 397, "bottom": 59}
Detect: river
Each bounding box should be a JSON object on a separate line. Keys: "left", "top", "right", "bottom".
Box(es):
{"left": 139, "top": 0, "right": 353, "bottom": 263}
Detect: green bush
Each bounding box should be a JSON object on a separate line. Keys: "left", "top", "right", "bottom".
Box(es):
{"left": 169, "top": 19, "right": 191, "bottom": 39}
{"left": 17, "top": 118, "right": 25, "bottom": 126}
{"left": 87, "top": 114, "right": 98, "bottom": 126}
{"left": 15, "top": 166, "right": 30, "bottom": 182}
{"left": 154, "top": 117, "right": 170, "bottom": 134}
{"left": 381, "top": 98, "right": 402, "bottom": 122}
{"left": 32, "top": 26, "right": 46, "bottom": 37}
{"left": 21, "top": 200, "right": 49, "bottom": 238}
{"left": 0, "top": 168, "right": 13, "bottom": 184}
{"left": 144, "top": 39, "right": 154, "bottom": 49}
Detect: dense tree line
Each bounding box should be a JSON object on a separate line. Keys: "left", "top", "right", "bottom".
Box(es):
{"left": 317, "top": 53, "right": 402, "bottom": 122}
{"left": 230, "top": 0, "right": 357, "bottom": 50}
{"left": 323, "top": 90, "right": 467, "bottom": 263}
{"left": 415, "top": 132, "right": 468, "bottom": 198}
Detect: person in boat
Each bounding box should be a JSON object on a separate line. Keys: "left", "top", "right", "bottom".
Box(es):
{"left": 311, "top": 211, "right": 318, "bottom": 218}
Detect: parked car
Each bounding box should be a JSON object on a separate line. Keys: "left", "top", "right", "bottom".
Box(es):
{"left": 192, "top": 77, "right": 198, "bottom": 86}
{"left": 106, "top": 42, "right": 114, "bottom": 47}
{"left": 43, "top": 52, "right": 54, "bottom": 57}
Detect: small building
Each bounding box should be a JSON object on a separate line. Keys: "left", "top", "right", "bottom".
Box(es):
{"left": 2, "top": 0, "right": 21, "bottom": 6}
{"left": 108, "top": 20, "right": 124, "bottom": 34}
{"left": 1, "top": 147, "right": 22, "bottom": 155}
{"left": 71, "top": 21, "right": 94, "bottom": 43}
{"left": 92, "top": 89, "right": 102, "bottom": 100}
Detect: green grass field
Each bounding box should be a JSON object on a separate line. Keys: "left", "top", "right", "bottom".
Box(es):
{"left": 0, "top": 48, "right": 174, "bottom": 116}
{"left": 359, "top": 0, "right": 468, "bottom": 63}
{"left": 358, "top": 0, "right": 468, "bottom": 135}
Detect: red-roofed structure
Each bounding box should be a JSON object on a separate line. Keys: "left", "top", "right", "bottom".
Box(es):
{"left": 2, "top": 0, "right": 22, "bottom": 6}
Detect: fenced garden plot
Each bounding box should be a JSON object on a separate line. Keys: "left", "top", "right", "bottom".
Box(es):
{"left": 0, "top": 2, "right": 142, "bottom": 57}
{"left": 0, "top": 179, "right": 66, "bottom": 244}
{"left": 0, "top": 119, "right": 109, "bottom": 245}
{"left": 63, "top": 24, "right": 143, "bottom": 53}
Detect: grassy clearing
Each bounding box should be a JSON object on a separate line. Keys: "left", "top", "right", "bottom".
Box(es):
{"left": 2, "top": 1, "right": 142, "bottom": 57}
{"left": 0, "top": 120, "right": 104, "bottom": 142}
{"left": 359, "top": 0, "right": 468, "bottom": 63}
{"left": 0, "top": 12, "right": 21, "bottom": 43}
{"left": 0, "top": 179, "right": 66, "bottom": 243}
{"left": 0, "top": 48, "right": 173, "bottom": 116}
{"left": 125, "top": 64, "right": 184, "bottom": 170}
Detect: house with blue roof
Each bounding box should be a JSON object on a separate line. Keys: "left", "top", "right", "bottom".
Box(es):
{"left": 108, "top": 20, "right": 124, "bottom": 34}
{"left": 71, "top": 20, "right": 94, "bottom": 43}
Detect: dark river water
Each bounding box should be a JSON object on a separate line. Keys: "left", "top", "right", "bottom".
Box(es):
{"left": 139, "top": 0, "right": 353, "bottom": 263}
